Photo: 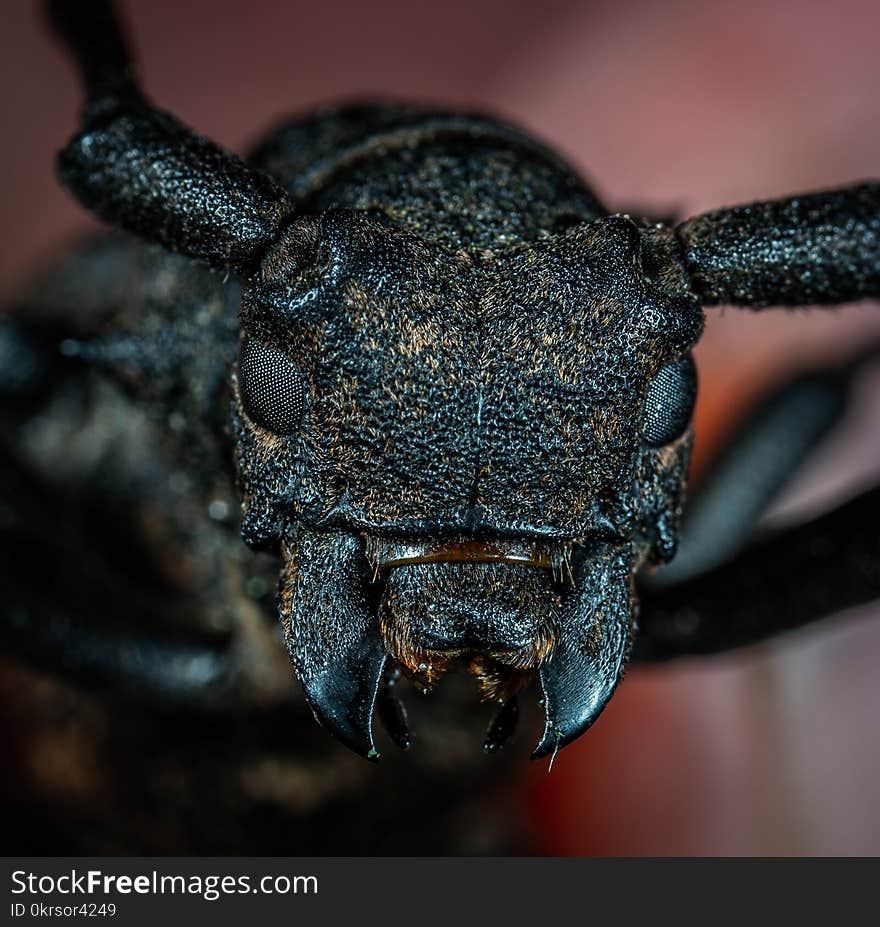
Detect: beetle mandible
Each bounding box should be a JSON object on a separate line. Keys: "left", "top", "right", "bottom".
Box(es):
{"left": 5, "top": 0, "right": 878, "bottom": 762}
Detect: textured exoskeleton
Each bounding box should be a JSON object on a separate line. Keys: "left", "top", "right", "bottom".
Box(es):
{"left": 2, "top": 0, "right": 878, "bottom": 780}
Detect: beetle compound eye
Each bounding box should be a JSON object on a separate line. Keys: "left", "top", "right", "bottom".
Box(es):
{"left": 237, "top": 337, "right": 307, "bottom": 435}
{"left": 643, "top": 355, "right": 697, "bottom": 447}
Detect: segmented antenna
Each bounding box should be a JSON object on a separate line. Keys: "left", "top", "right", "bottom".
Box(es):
{"left": 45, "top": 0, "right": 141, "bottom": 112}
{"left": 45, "top": 0, "right": 293, "bottom": 273}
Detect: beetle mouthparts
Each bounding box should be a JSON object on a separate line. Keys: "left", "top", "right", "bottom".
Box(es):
{"left": 365, "top": 537, "right": 574, "bottom": 579}
{"left": 279, "top": 528, "right": 634, "bottom": 761}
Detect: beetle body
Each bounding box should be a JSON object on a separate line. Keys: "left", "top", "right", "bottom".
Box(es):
{"left": 4, "top": 1, "right": 878, "bottom": 775}
{"left": 23, "top": 99, "right": 702, "bottom": 757}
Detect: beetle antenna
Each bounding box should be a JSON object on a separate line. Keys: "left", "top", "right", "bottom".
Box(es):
{"left": 45, "top": 0, "right": 293, "bottom": 273}
{"left": 45, "top": 0, "right": 141, "bottom": 114}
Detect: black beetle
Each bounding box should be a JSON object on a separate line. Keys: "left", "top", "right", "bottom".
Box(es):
{"left": 3, "top": 0, "right": 878, "bottom": 766}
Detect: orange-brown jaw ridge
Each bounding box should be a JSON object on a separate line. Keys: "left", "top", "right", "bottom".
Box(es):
{"left": 366, "top": 536, "right": 576, "bottom": 581}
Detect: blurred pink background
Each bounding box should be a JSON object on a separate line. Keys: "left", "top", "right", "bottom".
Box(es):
{"left": 2, "top": 0, "right": 879, "bottom": 854}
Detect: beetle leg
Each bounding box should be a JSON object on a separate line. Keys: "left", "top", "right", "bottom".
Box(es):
{"left": 639, "top": 343, "right": 880, "bottom": 655}
{"left": 0, "top": 235, "right": 137, "bottom": 412}
{"left": 650, "top": 348, "right": 880, "bottom": 586}
{"left": 1, "top": 249, "right": 285, "bottom": 711}
{"left": 0, "top": 450, "right": 253, "bottom": 707}
{"left": 636, "top": 486, "right": 880, "bottom": 660}
{"left": 1, "top": 606, "right": 237, "bottom": 707}
{"left": 0, "top": 456, "right": 264, "bottom": 711}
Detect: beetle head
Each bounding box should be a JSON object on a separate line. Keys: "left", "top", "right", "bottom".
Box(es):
{"left": 233, "top": 208, "right": 703, "bottom": 758}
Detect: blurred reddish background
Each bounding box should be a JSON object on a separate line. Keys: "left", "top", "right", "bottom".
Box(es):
{"left": 2, "top": 0, "right": 878, "bottom": 854}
